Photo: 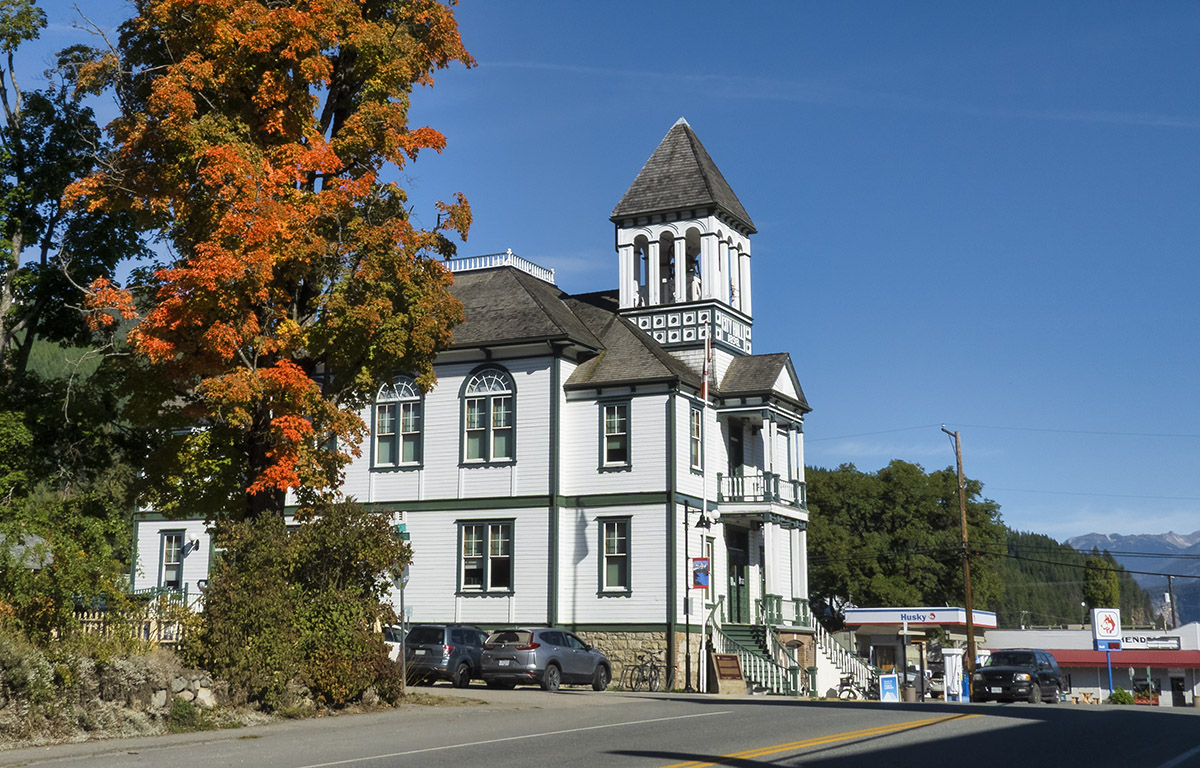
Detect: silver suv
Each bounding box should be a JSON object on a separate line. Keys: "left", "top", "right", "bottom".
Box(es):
{"left": 481, "top": 627, "right": 611, "bottom": 692}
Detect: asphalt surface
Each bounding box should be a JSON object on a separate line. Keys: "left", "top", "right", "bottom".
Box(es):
{"left": 4, "top": 684, "right": 1200, "bottom": 768}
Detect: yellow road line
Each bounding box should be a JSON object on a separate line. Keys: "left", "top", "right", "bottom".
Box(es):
{"left": 659, "top": 713, "right": 980, "bottom": 768}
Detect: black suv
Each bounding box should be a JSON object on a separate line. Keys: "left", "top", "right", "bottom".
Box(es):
{"left": 403, "top": 624, "right": 489, "bottom": 687}
{"left": 972, "top": 649, "right": 1065, "bottom": 703}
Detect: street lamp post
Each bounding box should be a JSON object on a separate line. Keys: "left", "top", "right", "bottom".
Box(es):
{"left": 683, "top": 502, "right": 712, "bottom": 693}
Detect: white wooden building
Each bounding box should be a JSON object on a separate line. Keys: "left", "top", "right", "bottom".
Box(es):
{"left": 132, "top": 119, "right": 816, "bottom": 690}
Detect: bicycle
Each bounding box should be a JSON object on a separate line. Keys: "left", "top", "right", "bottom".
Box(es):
{"left": 622, "top": 653, "right": 664, "bottom": 691}
{"left": 837, "top": 674, "right": 867, "bottom": 700}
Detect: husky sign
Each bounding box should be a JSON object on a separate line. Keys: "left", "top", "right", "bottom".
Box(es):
{"left": 1092, "top": 608, "right": 1122, "bottom": 651}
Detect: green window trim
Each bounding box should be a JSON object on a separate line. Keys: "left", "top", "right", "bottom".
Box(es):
{"left": 459, "top": 365, "right": 517, "bottom": 466}
{"left": 598, "top": 400, "right": 631, "bottom": 471}
{"left": 158, "top": 529, "right": 185, "bottom": 591}
{"left": 372, "top": 375, "right": 424, "bottom": 470}
{"left": 597, "top": 516, "right": 631, "bottom": 596}
{"left": 689, "top": 405, "right": 704, "bottom": 474}
{"left": 456, "top": 519, "right": 515, "bottom": 595}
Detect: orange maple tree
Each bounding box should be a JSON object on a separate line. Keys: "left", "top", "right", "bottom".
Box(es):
{"left": 69, "top": 0, "right": 473, "bottom": 520}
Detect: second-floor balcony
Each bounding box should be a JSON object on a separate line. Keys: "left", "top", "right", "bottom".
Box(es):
{"left": 717, "top": 471, "right": 806, "bottom": 509}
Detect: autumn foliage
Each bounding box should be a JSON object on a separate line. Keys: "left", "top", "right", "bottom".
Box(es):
{"left": 70, "top": 0, "right": 472, "bottom": 519}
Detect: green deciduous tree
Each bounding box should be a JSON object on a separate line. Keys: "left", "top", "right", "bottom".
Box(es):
{"left": 0, "top": 0, "right": 145, "bottom": 379}
{"left": 806, "top": 460, "right": 1005, "bottom": 627}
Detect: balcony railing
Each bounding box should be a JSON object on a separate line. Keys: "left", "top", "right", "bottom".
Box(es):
{"left": 445, "top": 249, "right": 556, "bottom": 285}
{"left": 717, "top": 471, "right": 806, "bottom": 509}
{"left": 756, "top": 594, "right": 815, "bottom": 630}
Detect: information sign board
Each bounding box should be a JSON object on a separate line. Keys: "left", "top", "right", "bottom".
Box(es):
{"left": 879, "top": 673, "right": 900, "bottom": 702}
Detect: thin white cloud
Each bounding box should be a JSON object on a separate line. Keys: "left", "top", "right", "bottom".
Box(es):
{"left": 483, "top": 61, "right": 1200, "bottom": 131}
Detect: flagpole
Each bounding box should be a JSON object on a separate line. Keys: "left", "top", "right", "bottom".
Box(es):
{"left": 698, "top": 323, "right": 712, "bottom": 694}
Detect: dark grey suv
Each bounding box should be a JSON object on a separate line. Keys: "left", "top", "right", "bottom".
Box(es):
{"left": 481, "top": 627, "right": 611, "bottom": 692}
{"left": 404, "top": 624, "right": 489, "bottom": 687}
{"left": 972, "top": 649, "right": 1065, "bottom": 703}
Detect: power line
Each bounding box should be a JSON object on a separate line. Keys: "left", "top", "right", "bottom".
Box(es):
{"left": 978, "top": 548, "right": 1200, "bottom": 581}
{"left": 993, "top": 487, "right": 1200, "bottom": 502}
{"left": 950, "top": 423, "right": 1200, "bottom": 440}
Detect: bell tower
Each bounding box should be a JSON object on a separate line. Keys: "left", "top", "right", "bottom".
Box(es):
{"left": 611, "top": 118, "right": 756, "bottom": 357}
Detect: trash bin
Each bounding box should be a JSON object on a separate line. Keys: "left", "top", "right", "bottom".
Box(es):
{"left": 902, "top": 684, "right": 918, "bottom": 703}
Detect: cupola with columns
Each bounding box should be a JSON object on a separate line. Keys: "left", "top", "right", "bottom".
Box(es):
{"left": 611, "top": 118, "right": 756, "bottom": 367}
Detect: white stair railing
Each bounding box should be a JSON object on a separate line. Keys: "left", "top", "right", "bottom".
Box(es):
{"left": 813, "top": 621, "right": 875, "bottom": 693}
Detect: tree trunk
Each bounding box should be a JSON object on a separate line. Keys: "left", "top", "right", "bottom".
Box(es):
{"left": 245, "top": 402, "right": 287, "bottom": 521}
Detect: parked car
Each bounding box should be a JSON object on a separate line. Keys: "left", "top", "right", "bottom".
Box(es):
{"left": 927, "top": 661, "right": 945, "bottom": 699}
{"left": 383, "top": 625, "right": 405, "bottom": 661}
{"left": 481, "top": 627, "right": 611, "bottom": 692}
{"left": 971, "top": 649, "right": 1064, "bottom": 703}
{"left": 404, "top": 624, "right": 489, "bottom": 687}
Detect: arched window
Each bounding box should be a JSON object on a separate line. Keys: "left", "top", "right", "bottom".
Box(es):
{"left": 462, "top": 367, "right": 515, "bottom": 462}
{"left": 375, "top": 375, "right": 422, "bottom": 467}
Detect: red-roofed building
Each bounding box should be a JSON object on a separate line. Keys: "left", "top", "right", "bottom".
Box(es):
{"left": 985, "top": 624, "right": 1200, "bottom": 707}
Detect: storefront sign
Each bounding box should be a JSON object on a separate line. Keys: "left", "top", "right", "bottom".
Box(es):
{"left": 843, "top": 607, "right": 998, "bottom": 628}
{"left": 1122, "top": 634, "right": 1181, "bottom": 650}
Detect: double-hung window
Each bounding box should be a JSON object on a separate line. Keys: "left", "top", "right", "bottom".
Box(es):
{"left": 689, "top": 406, "right": 703, "bottom": 471}
{"left": 601, "top": 402, "right": 630, "bottom": 468}
{"left": 600, "top": 518, "right": 630, "bottom": 593}
{"left": 460, "top": 521, "right": 513, "bottom": 593}
{"left": 160, "top": 531, "right": 184, "bottom": 590}
{"left": 375, "top": 376, "right": 422, "bottom": 467}
{"left": 462, "top": 367, "right": 514, "bottom": 463}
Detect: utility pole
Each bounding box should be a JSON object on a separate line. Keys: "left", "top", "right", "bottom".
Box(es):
{"left": 1168, "top": 575, "right": 1179, "bottom": 630}
{"left": 941, "top": 426, "right": 976, "bottom": 681}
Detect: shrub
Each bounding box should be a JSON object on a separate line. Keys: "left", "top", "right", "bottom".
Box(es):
{"left": 184, "top": 501, "right": 408, "bottom": 710}
{"left": 1108, "top": 687, "right": 1135, "bottom": 705}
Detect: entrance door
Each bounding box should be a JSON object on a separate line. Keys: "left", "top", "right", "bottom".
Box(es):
{"left": 726, "top": 528, "right": 750, "bottom": 623}
{"left": 1172, "top": 677, "right": 1186, "bottom": 707}
{"left": 728, "top": 420, "right": 744, "bottom": 476}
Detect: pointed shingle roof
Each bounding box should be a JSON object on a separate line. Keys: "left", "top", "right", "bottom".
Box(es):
{"left": 563, "top": 291, "right": 702, "bottom": 390}
{"left": 611, "top": 118, "right": 755, "bottom": 233}
{"left": 448, "top": 268, "right": 602, "bottom": 350}
{"left": 720, "top": 353, "right": 811, "bottom": 413}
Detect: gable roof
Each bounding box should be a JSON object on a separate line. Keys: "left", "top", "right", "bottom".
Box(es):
{"left": 448, "top": 268, "right": 602, "bottom": 350}
{"left": 611, "top": 118, "right": 756, "bottom": 233}
{"left": 564, "top": 291, "right": 702, "bottom": 390}
{"left": 720, "top": 353, "right": 810, "bottom": 412}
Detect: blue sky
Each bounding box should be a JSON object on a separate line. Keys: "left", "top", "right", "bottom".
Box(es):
{"left": 26, "top": 2, "right": 1200, "bottom": 540}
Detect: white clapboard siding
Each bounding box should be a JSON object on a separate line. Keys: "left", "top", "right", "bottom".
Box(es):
{"left": 556, "top": 504, "right": 668, "bottom": 624}
{"left": 132, "top": 520, "right": 212, "bottom": 594}
{"left": 559, "top": 393, "right": 670, "bottom": 497}
{"left": 390, "top": 506, "right": 549, "bottom": 626}
{"left": 341, "top": 357, "right": 555, "bottom": 504}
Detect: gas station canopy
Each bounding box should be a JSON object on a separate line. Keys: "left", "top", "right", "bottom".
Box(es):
{"left": 844, "top": 607, "right": 998, "bottom": 629}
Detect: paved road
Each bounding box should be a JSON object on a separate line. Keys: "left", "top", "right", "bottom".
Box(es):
{"left": 5, "top": 685, "right": 1200, "bottom": 768}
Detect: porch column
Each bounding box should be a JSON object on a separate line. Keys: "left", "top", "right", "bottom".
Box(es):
{"left": 647, "top": 239, "right": 661, "bottom": 306}
{"left": 797, "top": 528, "right": 809, "bottom": 601}
{"left": 767, "top": 416, "right": 777, "bottom": 478}
{"left": 674, "top": 236, "right": 687, "bottom": 303}
{"left": 762, "top": 521, "right": 779, "bottom": 598}
{"left": 618, "top": 243, "right": 634, "bottom": 308}
{"left": 701, "top": 234, "right": 717, "bottom": 300}
{"left": 739, "top": 249, "right": 752, "bottom": 316}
